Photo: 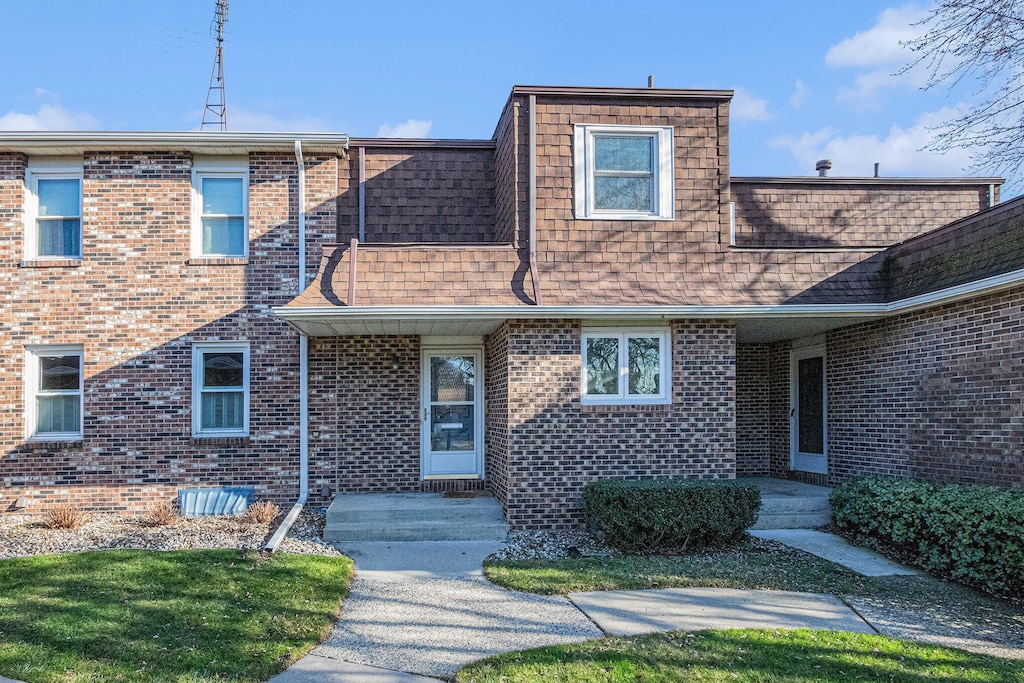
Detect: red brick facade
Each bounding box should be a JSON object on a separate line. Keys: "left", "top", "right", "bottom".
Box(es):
{"left": 2, "top": 84, "right": 1022, "bottom": 524}
{"left": 493, "top": 319, "right": 736, "bottom": 530}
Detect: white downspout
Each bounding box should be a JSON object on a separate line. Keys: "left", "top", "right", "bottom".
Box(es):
{"left": 264, "top": 140, "right": 309, "bottom": 551}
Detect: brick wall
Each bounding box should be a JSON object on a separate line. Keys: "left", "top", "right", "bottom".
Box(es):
{"left": 484, "top": 323, "right": 511, "bottom": 508}
{"left": 732, "top": 181, "right": 990, "bottom": 248}
{"left": 502, "top": 319, "right": 736, "bottom": 530}
{"left": 767, "top": 340, "right": 792, "bottom": 479}
{"left": 0, "top": 152, "right": 319, "bottom": 513}
{"left": 736, "top": 343, "right": 770, "bottom": 476}
{"left": 307, "top": 336, "right": 421, "bottom": 499}
{"left": 827, "top": 286, "right": 1024, "bottom": 488}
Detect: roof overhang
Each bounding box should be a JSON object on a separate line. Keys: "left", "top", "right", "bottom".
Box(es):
{"left": 274, "top": 266, "right": 1024, "bottom": 342}
{"left": 0, "top": 131, "right": 350, "bottom": 156}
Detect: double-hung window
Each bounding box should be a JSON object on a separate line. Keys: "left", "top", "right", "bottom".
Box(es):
{"left": 581, "top": 330, "right": 671, "bottom": 405}
{"left": 26, "top": 346, "right": 84, "bottom": 440}
{"left": 192, "top": 343, "right": 250, "bottom": 437}
{"left": 573, "top": 125, "right": 674, "bottom": 220}
{"left": 25, "top": 160, "right": 84, "bottom": 259}
{"left": 192, "top": 158, "right": 248, "bottom": 258}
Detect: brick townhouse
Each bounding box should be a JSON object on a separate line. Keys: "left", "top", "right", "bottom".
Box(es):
{"left": 1, "top": 85, "right": 1021, "bottom": 529}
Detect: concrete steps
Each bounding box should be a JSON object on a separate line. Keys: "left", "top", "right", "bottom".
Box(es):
{"left": 746, "top": 478, "right": 832, "bottom": 530}
{"left": 324, "top": 493, "right": 509, "bottom": 542}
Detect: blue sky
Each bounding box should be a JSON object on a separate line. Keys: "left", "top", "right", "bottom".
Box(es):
{"left": 0, "top": 1, "right": 1003, "bottom": 186}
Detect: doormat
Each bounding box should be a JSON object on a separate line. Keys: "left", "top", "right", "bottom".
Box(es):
{"left": 442, "top": 490, "right": 493, "bottom": 499}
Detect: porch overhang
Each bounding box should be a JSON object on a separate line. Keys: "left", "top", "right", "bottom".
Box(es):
{"left": 273, "top": 265, "right": 1024, "bottom": 342}
{"left": 273, "top": 304, "right": 887, "bottom": 342}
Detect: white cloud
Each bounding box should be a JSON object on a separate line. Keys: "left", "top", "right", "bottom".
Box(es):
{"left": 825, "top": 5, "right": 927, "bottom": 68}
{"left": 0, "top": 104, "right": 99, "bottom": 131}
{"left": 789, "top": 81, "right": 811, "bottom": 109}
{"left": 377, "top": 119, "right": 433, "bottom": 138}
{"left": 826, "top": 5, "right": 930, "bottom": 108}
{"left": 768, "top": 107, "right": 976, "bottom": 177}
{"left": 731, "top": 88, "right": 772, "bottom": 123}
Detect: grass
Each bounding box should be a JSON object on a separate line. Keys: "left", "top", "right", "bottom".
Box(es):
{"left": 456, "top": 629, "right": 1024, "bottom": 682}
{"left": 0, "top": 549, "right": 353, "bottom": 683}
{"left": 484, "top": 537, "right": 887, "bottom": 595}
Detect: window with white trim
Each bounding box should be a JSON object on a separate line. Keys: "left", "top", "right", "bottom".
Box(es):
{"left": 581, "top": 330, "right": 671, "bottom": 405}
{"left": 191, "top": 158, "right": 248, "bottom": 258}
{"left": 574, "top": 125, "right": 674, "bottom": 220}
{"left": 25, "top": 159, "right": 84, "bottom": 259}
{"left": 26, "top": 346, "right": 84, "bottom": 440}
{"left": 192, "top": 343, "right": 250, "bottom": 437}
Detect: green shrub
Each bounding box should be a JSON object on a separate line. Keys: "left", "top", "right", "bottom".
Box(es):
{"left": 831, "top": 477, "right": 1024, "bottom": 596}
{"left": 582, "top": 479, "right": 761, "bottom": 554}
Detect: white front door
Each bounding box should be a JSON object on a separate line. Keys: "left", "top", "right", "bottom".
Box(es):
{"left": 790, "top": 345, "right": 827, "bottom": 474}
{"left": 421, "top": 349, "right": 484, "bottom": 479}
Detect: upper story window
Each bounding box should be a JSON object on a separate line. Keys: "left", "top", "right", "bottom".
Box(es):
{"left": 192, "top": 342, "right": 250, "bottom": 437}
{"left": 26, "top": 345, "right": 84, "bottom": 441}
{"left": 191, "top": 158, "right": 248, "bottom": 258}
{"left": 573, "top": 125, "right": 674, "bottom": 220}
{"left": 25, "top": 159, "right": 84, "bottom": 260}
{"left": 581, "top": 329, "right": 671, "bottom": 405}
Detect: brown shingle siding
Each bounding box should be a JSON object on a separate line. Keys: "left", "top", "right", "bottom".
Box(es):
{"left": 732, "top": 181, "right": 989, "bottom": 248}
{"left": 342, "top": 146, "right": 498, "bottom": 243}
{"left": 884, "top": 196, "right": 1024, "bottom": 301}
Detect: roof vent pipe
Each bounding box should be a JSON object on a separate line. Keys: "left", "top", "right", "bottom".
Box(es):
{"left": 874, "top": 162, "right": 880, "bottom": 178}
{"left": 815, "top": 159, "right": 832, "bottom": 177}
{"left": 648, "top": 75, "right": 655, "bottom": 88}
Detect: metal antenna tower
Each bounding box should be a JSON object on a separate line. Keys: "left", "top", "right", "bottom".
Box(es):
{"left": 201, "top": 0, "right": 229, "bottom": 131}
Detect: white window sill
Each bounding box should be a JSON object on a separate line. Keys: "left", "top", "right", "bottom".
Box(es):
{"left": 187, "top": 256, "right": 248, "bottom": 266}
{"left": 25, "top": 436, "right": 84, "bottom": 446}
{"left": 581, "top": 397, "right": 672, "bottom": 406}
{"left": 20, "top": 258, "right": 83, "bottom": 268}
{"left": 577, "top": 213, "right": 675, "bottom": 221}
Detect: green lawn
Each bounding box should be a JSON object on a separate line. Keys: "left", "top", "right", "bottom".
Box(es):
{"left": 457, "top": 629, "right": 1024, "bottom": 682}
{"left": 484, "top": 539, "right": 884, "bottom": 595}
{"left": 0, "top": 549, "right": 352, "bottom": 683}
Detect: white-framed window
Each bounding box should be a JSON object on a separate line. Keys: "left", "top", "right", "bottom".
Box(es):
{"left": 573, "top": 125, "right": 674, "bottom": 220}
{"left": 25, "top": 345, "right": 84, "bottom": 441}
{"left": 191, "top": 157, "right": 249, "bottom": 258}
{"left": 192, "top": 343, "right": 250, "bottom": 437}
{"left": 581, "top": 329, "right": 671, "bottom": 405}
{"left": 24, "top": 159, "right": 84, "bottom": 259}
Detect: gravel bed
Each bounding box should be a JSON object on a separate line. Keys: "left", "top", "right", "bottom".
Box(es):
{"left": 0, "top": 508, "right": 341, "bottom": 559}
{"left": 488, "top": 530, "right": 618, "bottom": 561}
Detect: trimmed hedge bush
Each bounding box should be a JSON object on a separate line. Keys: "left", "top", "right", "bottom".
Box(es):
{"left": 831, "top": 477, "right": 1024, "bottom": 596}
{"left": 582, "top": 479, "right": 761, "bottom": 554}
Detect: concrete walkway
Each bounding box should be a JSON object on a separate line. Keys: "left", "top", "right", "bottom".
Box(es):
{"left": 750, "top": 529, "right": 918, "bottom": 576}
{"left": 0, "top": 531, "right": 930, "bottom": 683}
{"left": 267, "top": 538, "right": 877, "bottom": 682}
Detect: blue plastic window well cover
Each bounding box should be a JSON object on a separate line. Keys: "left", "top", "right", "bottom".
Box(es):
{"left": 178, "top": 486, "right": 254, "bottom": 516}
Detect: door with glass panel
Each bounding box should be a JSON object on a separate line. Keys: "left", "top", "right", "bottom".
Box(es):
{"left": 421, "top": 350, "right": 483, "bottom": 478}
{"left": 790, "top": 345, "right": 827, "bottom": 474}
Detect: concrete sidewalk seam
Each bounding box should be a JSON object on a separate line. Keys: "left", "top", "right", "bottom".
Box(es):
{"left": 837, "top": 595, "right": 881, "bottom": 635}
{"left": 565, "top": 593, "right": 611, "bottom": 637}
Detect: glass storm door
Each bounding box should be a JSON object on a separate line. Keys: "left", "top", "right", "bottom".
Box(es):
{"left": 421, "top": 350, "right": 483, "bottom": 478}
{"left": 790, "top": 346, "right": 827, "bottom": 474}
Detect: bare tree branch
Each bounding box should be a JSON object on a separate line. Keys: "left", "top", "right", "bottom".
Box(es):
{"left": 901, "top": 0, "right": 1024, "bottom": 183}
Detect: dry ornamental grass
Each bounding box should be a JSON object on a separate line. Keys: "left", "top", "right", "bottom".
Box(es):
{"left": 141, "top": 500, "right": 179, "bottom": 527}
{"left": 243, "top": 501, "right": 280, "bottom": 525}
{"left": 41, "top": 504, "right": 89, "bottom": 530}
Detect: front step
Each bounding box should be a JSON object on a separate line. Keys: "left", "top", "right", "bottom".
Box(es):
{"left": 745, "top": 478, "right": 833, "bottom": 530}
{"left": 324, "top": 493, "right": 509, "bottom": 542}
